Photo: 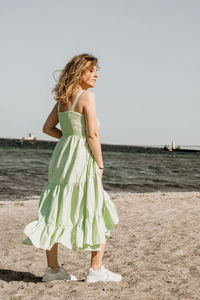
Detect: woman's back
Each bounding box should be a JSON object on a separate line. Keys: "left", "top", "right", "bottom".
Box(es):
{"left": 58, "top": 90, "right": 87, "bottom": 137}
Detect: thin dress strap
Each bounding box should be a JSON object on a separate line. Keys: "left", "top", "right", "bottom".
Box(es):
{"left": 57, "top": 102, "right": 60, "bottom": 113}
{"left": 70, "top": 90, "right": 84, "bottom": 112}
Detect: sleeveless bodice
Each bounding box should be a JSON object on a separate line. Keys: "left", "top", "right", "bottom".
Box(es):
{"left": 58, "top": 90, "right": 99, "bottom": 138}
{"left": 58, "top": 112, "right": 86, "bottom": 137}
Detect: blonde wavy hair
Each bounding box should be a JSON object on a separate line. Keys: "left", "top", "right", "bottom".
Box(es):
{"left": 51, "top": 53, "right": 100, "bottom": 103}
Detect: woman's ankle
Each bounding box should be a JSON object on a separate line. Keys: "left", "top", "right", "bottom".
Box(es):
{"left": 48, "top": 265, "right": 60, "bottom": 270}
{"left": 91, "top": 264, "right": 102, "bottom": 271}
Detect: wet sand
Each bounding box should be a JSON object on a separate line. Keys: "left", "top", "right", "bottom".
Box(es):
{"left": 1, "top": 191, "right": 200, "bottom": 299}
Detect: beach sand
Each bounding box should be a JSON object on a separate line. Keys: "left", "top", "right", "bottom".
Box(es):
{"left": 1, "top": 191, "right": 200, "bottom": 300}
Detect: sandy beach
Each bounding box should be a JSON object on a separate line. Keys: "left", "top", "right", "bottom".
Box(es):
{"left": 1, "top": 191, "right": 200, "bottom": 299}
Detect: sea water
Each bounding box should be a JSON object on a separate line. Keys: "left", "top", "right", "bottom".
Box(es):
{"left": 0, "top": 147, "right": 200, "bottom": 201}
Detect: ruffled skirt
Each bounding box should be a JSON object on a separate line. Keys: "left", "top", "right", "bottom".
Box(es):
{"left": 22, "top": 136, "right": 119, "bottom": 251}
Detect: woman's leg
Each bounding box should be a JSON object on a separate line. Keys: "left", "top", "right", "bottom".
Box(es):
{"left": 90, "top": 237, "right": 108, "bottom": 271}
{"left": 45, "top": 243, "right": 60, "bottom": 270}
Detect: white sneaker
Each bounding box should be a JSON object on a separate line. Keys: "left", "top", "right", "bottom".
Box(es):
{"left": 42, "top": 266, "right": 77, "bottom": 282}
{"left": 84, "top": 264, "right": 122, "bottom": 283}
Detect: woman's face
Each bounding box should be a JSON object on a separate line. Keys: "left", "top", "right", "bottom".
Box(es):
{"left": 80, "top": 62, "right": 98, "bottom": 89}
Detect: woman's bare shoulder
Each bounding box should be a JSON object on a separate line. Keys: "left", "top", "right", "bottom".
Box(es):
{"left": 82, "top": 89, "right": 95, "bottom": 97}
{"left": 81, "top": 90, "right": 96, "bottom": 105}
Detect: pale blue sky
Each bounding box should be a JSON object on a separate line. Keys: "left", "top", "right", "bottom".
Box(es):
{"left": 0, "top": 0, "right": 199, "bottom": 146}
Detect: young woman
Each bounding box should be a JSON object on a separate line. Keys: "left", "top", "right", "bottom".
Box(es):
{"left": 23, "top": 53, "right": 122, "bottom": 283}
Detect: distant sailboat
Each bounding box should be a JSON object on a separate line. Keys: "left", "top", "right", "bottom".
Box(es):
{"left": 20, "top": 133, "right": 37, "bottom": 142}
{"left": 163, "top": 140, "right": 177, "bottom": 151}
{"left": 171, "top": 140, "right": 176, "bottom": 150}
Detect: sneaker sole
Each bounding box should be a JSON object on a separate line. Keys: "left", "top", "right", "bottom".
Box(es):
{"left": 42, "top": 276, "right": 77, "bottom": 282}
{"left": 84, "top": 277, "right": 122, "bottom": 283}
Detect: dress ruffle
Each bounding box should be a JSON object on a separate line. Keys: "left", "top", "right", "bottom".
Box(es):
{"left": 23, "top": 179, "right": 119, "bottom": 251}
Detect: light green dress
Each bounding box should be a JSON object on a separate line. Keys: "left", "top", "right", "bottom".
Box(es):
{"left": 23, "top": 89, "right": 119, "bottom": 251}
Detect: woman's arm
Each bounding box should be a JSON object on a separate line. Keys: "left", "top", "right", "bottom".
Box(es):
{"left": 83, "top": 91, "right": 104, "bottom": 169}
{"left": 42, "top": 103, "right": 62, "bottom": 139}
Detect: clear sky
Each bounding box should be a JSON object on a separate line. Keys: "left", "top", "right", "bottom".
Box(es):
{"left": 0, "top": 0, "right": 199, "bottom": 146}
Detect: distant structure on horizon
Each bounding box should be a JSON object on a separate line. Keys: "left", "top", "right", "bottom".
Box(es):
{"left": 164, "top": 140, "right": 180, "bottom": 151}
{"left": 20, "top": 133, "right": 37, "bottom": 142}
